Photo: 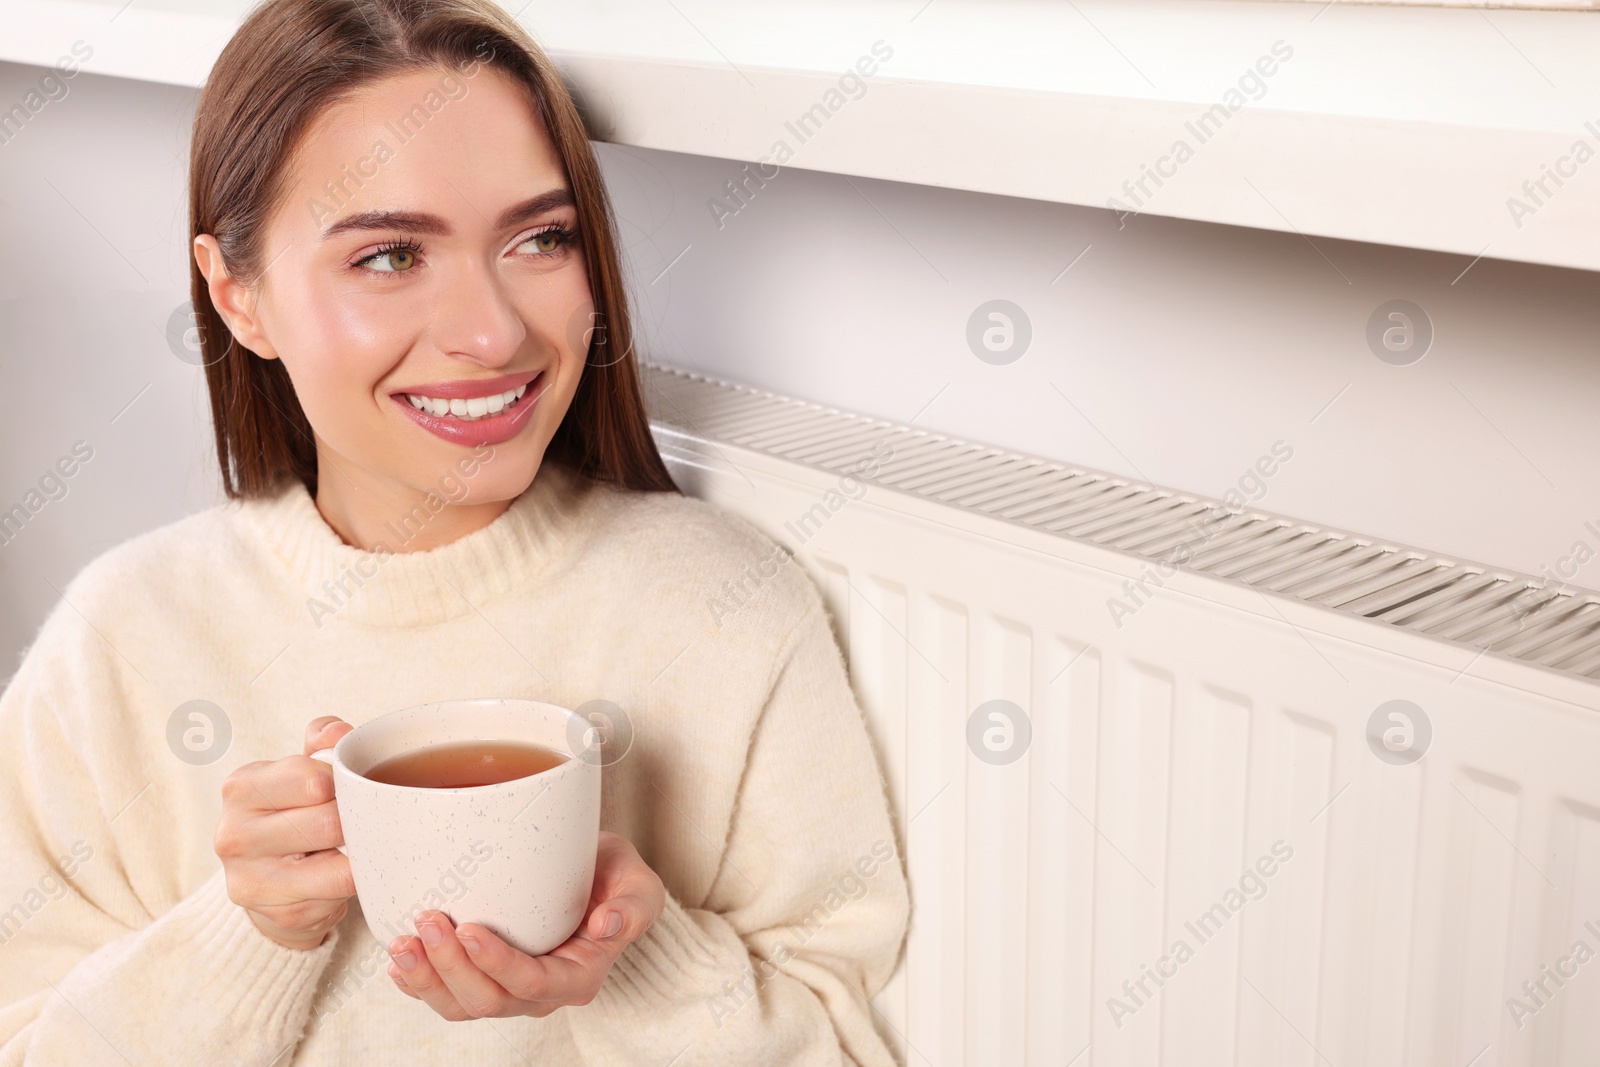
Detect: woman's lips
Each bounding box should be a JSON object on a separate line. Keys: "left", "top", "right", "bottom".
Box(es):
{"left": 392, "top": 371, "right": 546, "bottom": 447}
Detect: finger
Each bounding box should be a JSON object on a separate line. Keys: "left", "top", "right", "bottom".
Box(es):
{"left": 251, "top": 896, "right": 349, "bottom": 946}
{"left": 413, "top": 912, "right": 518, "bottom": 1019}
{"left": 304, "top": 717, "right": 353, "bottom": 756}
{"left": 234, "top": 849, "right": 356, "bottom": 905}
{"left": 232, "top": 799, "right": 344, "bottom": 857}
{"left": 387, "top": 932, "right": 477, "bottom": 1021}
{"left": 590, "top": 833, "right": 665, "bottom": 908}
{"left": 583, "top": 888, "right": 658, "bottom": 946}
{"left": 387, "top": 958, "right": 422, "bottom": 1000}
{"left": 229, "top": 756, "right": 337, "bottom": 813}
{"left": 452, "top": 920, "right": 598, "bottom": 1004}
{"left": 274, "top": 848, "right": 356, "bottom": 901}
{"left": 586, "top": 834, "right": 665, "bottom": 939}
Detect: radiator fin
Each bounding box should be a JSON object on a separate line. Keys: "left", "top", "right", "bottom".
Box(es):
{"left": 640, "top": 361, "right": 1600, "bottom": 1066}
{"left": 643, "top": 362, "right": 1599, "bottom": 683}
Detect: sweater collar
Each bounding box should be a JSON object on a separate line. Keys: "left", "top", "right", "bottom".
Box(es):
{"left": 242, "top": 461, "right": 593, "bottom": 629}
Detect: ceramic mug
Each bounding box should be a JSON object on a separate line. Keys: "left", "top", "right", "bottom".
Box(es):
{"left": 311, "top": 698, "right": 601, "bottom": 957}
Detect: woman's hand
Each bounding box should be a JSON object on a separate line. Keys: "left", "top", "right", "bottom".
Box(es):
{"left": 214, "top": 715, "right": 357, "bottom": 950}
{"left": 385, "top": 830, "right": 665, "bottom": 1019}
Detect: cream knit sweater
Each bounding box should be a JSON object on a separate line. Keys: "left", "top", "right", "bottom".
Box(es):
{"left": 0, "top": 460, "right": 908, "bottom": 1065}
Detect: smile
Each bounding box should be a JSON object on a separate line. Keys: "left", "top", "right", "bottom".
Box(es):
{"left": 390, "top": 370, "right": 547, "bottom": 447}
{"left": 404, "top": 382, "right": 528, "bottom": 421}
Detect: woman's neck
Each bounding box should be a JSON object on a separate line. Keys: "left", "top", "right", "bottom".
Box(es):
{"left": 312, "top": 457, "right": 516, "bottom": 553}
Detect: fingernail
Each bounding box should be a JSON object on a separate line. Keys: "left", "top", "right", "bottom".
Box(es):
{"left": 418, "top": 922, "right": 443, "bottom": 947}
{"left": 394, "top": 948, "right": 418, "bottom": 971}
{"left": 599, "top": 912, "right": 622, "bottom": 939}
{"left": 459, "top": 932, "right": 480, "bottom": 954}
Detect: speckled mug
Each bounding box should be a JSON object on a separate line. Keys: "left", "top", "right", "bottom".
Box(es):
{"left": 311, "top": 698, "right": 600, "bottom": 958}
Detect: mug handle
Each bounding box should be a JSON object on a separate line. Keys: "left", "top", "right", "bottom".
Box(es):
{"left": 309, "top": 748, "right": 349, "bottom": 857}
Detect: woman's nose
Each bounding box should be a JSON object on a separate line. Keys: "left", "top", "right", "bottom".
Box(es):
{"left": 430, "top": 258, "right": 526, "bottom": 368}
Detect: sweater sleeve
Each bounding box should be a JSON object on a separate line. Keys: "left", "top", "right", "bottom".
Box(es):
{"left": 568, "top": 599, "right": 910, "bottom": 1066}
{"left": 0, "top": 599, "right": 341, "bottom": 1066}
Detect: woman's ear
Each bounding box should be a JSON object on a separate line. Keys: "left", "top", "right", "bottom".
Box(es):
{"left": 192, "top": 234, "right": 279, "bottom": 361}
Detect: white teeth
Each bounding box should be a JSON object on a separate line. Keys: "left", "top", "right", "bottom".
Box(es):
{"left": 404, "top": 381, "right": 534, "bottom": 421}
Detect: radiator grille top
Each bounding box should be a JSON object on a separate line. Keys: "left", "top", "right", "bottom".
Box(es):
{"left": 641, "top": 362, "right": 1600, "bottom": 685}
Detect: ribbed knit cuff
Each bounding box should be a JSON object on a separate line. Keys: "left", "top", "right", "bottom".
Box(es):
{"left": 590, "top": 890, "right": 746, "bottom": 1021}
{"left": 577, "top": 893, "right": 856, "bottom": 1066}
{"left": 173, "top": 868, "right": 343, "bottom": 1052}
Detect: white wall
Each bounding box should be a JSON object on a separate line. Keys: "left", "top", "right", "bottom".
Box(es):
{"left": 0, "top": 61, "right": 212, "bottom": 676}
{"left": 600, "top": 142, "right": 1598, "bottom": 587}
{"left": 2, "top": 59, "right": 1595, "bottom": 674}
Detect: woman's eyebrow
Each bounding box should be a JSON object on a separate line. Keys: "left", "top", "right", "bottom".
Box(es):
{"left": 319, "top": 188, "right": 575, "bottom": 240}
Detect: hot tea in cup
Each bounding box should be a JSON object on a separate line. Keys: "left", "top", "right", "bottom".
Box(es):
{"left": 363, "top": 739, "right": 567, "bottom": 789}
{"left": 312, "top": 699, "right": 601, "bottom": 957}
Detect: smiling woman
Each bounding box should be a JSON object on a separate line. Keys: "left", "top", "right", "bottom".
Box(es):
{"left": 188, "top": 0, "right": 672, "bottom": 552}
{"left": 0, "top": 0, "right": 907, "bottom": 1064}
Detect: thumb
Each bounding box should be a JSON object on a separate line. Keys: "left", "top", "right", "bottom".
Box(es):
{"left": 586, "top": 891, "right": 657, "bottom": 944}
{"left": 304, "top": 716, "right": 353, "bottom": 756}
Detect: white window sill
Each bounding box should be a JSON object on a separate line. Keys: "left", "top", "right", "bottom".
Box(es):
{"left": 6, "top": 0, "right": 1597, "bottom": 272}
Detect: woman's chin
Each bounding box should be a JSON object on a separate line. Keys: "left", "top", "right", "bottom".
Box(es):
{"left": 428, "top": 454, "right": 544, "bottom": 508}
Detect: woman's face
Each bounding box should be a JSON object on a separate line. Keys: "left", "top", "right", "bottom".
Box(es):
{"left": 222, "top": 64, "right": 591, "bottom": 515}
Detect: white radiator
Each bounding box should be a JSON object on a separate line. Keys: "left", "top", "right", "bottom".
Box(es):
{"left": 641, "top": 362, "right": 1600, "bottom": 1067}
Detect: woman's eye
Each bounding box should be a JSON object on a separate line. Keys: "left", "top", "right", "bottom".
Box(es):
{"left": 366, "top": 247, "right": 417, "bottom": 272}
{"left": 519, "top": 228, "right": 569, "bottom": 256}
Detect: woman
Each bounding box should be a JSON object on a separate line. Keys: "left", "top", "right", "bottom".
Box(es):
{"left": 0, "top": 0, "right": 908, "bottom": 1063}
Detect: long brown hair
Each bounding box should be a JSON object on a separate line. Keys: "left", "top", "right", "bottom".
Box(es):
{"left": 189, "top": 0, "right": 677, "bottom": 499}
